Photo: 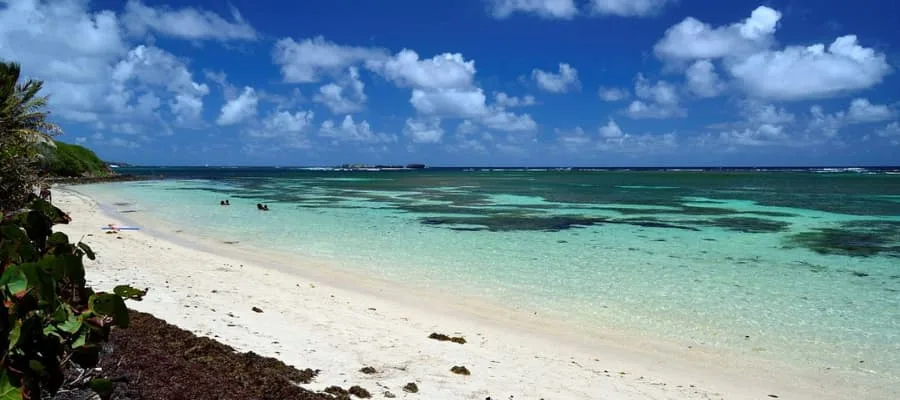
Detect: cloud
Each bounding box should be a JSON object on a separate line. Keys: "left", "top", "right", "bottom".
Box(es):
{"left": 685, "top": 60, "right": 725, "bottom": 98}
{"left": 806, "top": 98, "right": 895, "bottom": 137}
{"left": 532, "top": 63, "right": 580, "bottom": 93}
{"left": 319, "top": 115, "right": 395, "bottom": 143}
{"left": 487, "top": 0, "right": 578, "bottom": 19}
{"left": 729, "top": 36, "right": 892, "bottom": 100}
{"left": 404, "top": 118, "right": 445, "bottom": 143}
{"left": 877, "top": 122, "right": 900, "bottom": 145}
{"left": 314, "top": 67, "right": 367, "bottom": 114}
{"left": 654, "top": 6, "right": 781, "bottom": 62}
{"left": 847, "top": 98, "right": 895, "bottom": 123}
{"left": 626, "top": 74, "right": 684, "bottom": 119}
{"left": 0, "top": 0, "right": 222, "bottom": 136}
{"left": 654, "top": 6, "right": 891, "bottom": 101}
{"left": 411, "top": 88, "right": 489, "bottom": 117}
{"left": 494, "top": 92, "right": 536, "bottom": 108}
{"left": 217, "top": 87, "right": 258, "bottom": 125}
{"left": 272, "top": 36, "right": 387, "bottom": 83}
{"left": 369, "top": 49, "right": 476, "bottom": 90}
{"left": 557, "top": 121, "right": 677, "bottom": 153}
{"left": 486, "top": 0, "right": 673, "bottom": 19}
{"left": 598, "top": 119, "right": 624, "bottom": 138}
{"left": 589, "top": 0, "right": 673, "bottom": 17}
{"left": 246, "top": 110, "right": 315, "bottom": 148}
{"left": 112, "top": 45, "right": 211, "bottom": 123}
{"left": 598, "top": 87, "right": 629, "bottom": 102}
{"left": 481, "top": 110, "right": 538, "bottom": 132}
{"left": 717, "top": 124, "right": 791, "bottom": 147}
{"left": 0, "top": 0, "right": 126, "bottom": 121}
{"left": 739, "top": 101, "right": 796, "bottom": 125}
{"left": 121, "top": 0, "right": 257, "bottom": 41}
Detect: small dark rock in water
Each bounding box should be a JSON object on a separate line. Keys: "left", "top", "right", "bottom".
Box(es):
{"left": 852, "top": 271, "right": 869, "bottom": 277}
{"left": 450, "top": 365, "right": 471, "bottom": 375}
{"left": 325, "top": 386, "right": 348, "bottom": 396}
{"left": 429, "top": 332, "right": 467, "bottom": 344}
{"left": 403, "top": 382, "right": 419, "bottom": 393}
{"left": 348, "top": 385, "right": 371, "bottom": 398}
{"left": 359, "top": 366, "right": 377, "bottom": 374}
{"left": 252, "top": 307, "right": 263, "bottom": 313}
{"left": 557, "top": 240, "right": 568, "bottom": 243}
{"left": 768, "top": 395, "right": 779, "bottom": 398}
{"left": 384, "top": 391, "right": 396, "bottom": 398}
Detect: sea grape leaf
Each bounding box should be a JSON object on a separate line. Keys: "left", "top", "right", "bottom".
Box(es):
{"left": 71, "top": 327, "right": 88, "bottom": 349}
{"left": 21, "top": 262, "right": 56, "bottom": 307}
{"left": 1, "top": 264, "right": 28, "bottom": 296}
{"left": 113, "top": 285, "right": 146, "bottom": 301}
{"left": 28, "top": 360, "right": 44, "bottom": 373}
{"left": 87, "top": 378, "right": 113, "bottom": 400}
{"left": 47, "top": 232, "right": 69, "bottom": 247}
{"left": 77, "top": 242, "right": 95, "bottom": 260}
{"left": 0, "top": 371, "right": 22, "bottom": 400}
{"left": 89, "top": 294, "right": 129, "bottom": 328}
{"left": 60, "top": 254, "right": 85, "bottom": 285}
{"left": 8, "top": 320, "right": 22, "bottom": 351}
{"left": 58, "top": 313, "right": 82, "bottom": 334}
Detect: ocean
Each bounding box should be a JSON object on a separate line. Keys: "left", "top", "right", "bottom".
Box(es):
{"left": 76, "top": 167, "right": 900, "bottom": 387}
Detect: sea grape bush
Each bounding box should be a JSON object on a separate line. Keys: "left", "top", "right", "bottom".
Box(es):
{"left": 0, "top": 197, "right": 145, "bottom": 399}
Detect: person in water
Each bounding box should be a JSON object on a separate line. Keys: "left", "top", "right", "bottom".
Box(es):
{"left": 220, "top": 199, "right": 230, "bottom": 206}
{"left": 256, "top": 203, "right": 269, "bottom": 211}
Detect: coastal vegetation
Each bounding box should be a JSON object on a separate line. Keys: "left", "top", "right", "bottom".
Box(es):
{"left": 38, "top": 141, "right": 111, "bottom": 178}
{"left": 0, "top": 62, "right": 59, "bottom": 214}
{"left": 1, "top": 60, "right": 145, "bottom": 399}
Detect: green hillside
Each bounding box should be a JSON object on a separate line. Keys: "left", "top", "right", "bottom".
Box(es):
{"left": 39, "top": 141, "right": 112, "bottom": 177}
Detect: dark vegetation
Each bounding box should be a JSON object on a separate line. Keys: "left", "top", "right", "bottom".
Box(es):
{"left": 428, "top": 332, "right": 466, "bottom": 344}
{"left": 1, "top": 196, "right": 143, "bottom": 399}
{"left": 75, "top": 310, "right": 332, "bottom": 400}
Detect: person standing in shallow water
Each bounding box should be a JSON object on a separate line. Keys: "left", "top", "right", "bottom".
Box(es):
{"left": 257, "top": 203, "right": 269, "bottom": 211}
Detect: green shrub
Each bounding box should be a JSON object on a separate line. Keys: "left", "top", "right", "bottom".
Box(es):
{"left": 0, "top": 196, "right": 144, "bottom": 399}
{"left": 39, "top": 141, "right": 110, "bottom": 178}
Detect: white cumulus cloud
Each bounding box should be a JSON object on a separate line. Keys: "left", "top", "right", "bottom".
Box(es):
{"left": 654, "top": 6, "right": 781, "bottom": 62}
{"left": 319, "top": 115, "right": 395, "bottom": 143}
{"left": 272, "top": 36, "right": 387, "bottom": 83}
{"left": 487, "top": 0, "right": 578, "bottom": 19}
{"left": 404, "top": 118, "right": 445, "bottom": 143}
{"left": 598, "top": 87, "right": 629, "bottom": 102}
{"left": 532, "top": 63, "right": 580, "bottom": 93}
{"left": 217, "top": 86, "right": 258, "bottom": 125}
{"left": 122, "top": 0, "right": 257, "bottom": 41}
{"left": 589, "top": 0, "right": 673, "bottom": 17}
{"left": 729, "top": 36, "right": 892, "bottom": 101}
{"left": 685, "top": 59, "right": 726, "bottom": 98}
{"left": 314, "top": 67, "right": 367, "bottom": 114}
{"left": 369, "top": 49, "right": 476, "bottom": 90}
{"left": 494, "top": 92, "right": 537, "bottom": 108}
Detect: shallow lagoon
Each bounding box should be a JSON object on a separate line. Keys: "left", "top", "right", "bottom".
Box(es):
{"left": 80, "top": 168, "right": 900, "bottom": 385}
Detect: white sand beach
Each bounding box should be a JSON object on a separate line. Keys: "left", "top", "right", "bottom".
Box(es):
{"left": 53, "top": 187, "right": 874, "bottom": 400}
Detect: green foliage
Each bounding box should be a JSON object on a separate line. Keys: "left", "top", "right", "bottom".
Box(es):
{"left": 1, "top": 61, "right": 61, "bottom": 213}
{"left": 1, "top": 198, "right": 143, "bottom": 399}
{"left": 38, "top": 141, "right": 111, "bottom": 178}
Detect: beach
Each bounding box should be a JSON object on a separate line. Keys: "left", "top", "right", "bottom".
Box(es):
{"left": 50, "top": 185, "right": 891, "bottom": 400}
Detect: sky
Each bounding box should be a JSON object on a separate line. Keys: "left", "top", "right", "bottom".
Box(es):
{"left": 1, "top": 0, "right": 899, "bottom": 167}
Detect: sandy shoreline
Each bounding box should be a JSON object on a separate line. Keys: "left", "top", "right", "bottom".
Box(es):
{"left": 52, "top": 187, "right": 878, "bottom": 400}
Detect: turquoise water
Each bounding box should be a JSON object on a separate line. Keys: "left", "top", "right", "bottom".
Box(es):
{"left": 78, "top": 168, "right": 900, "bottom": 384}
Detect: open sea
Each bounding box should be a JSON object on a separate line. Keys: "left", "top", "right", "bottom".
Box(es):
{"left": 77, "top": 167, "right": 900, "bottom": 387}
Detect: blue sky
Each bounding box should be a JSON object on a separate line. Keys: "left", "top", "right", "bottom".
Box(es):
{"left": 1, "top": 0, "right": 899, "bottom": 166}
